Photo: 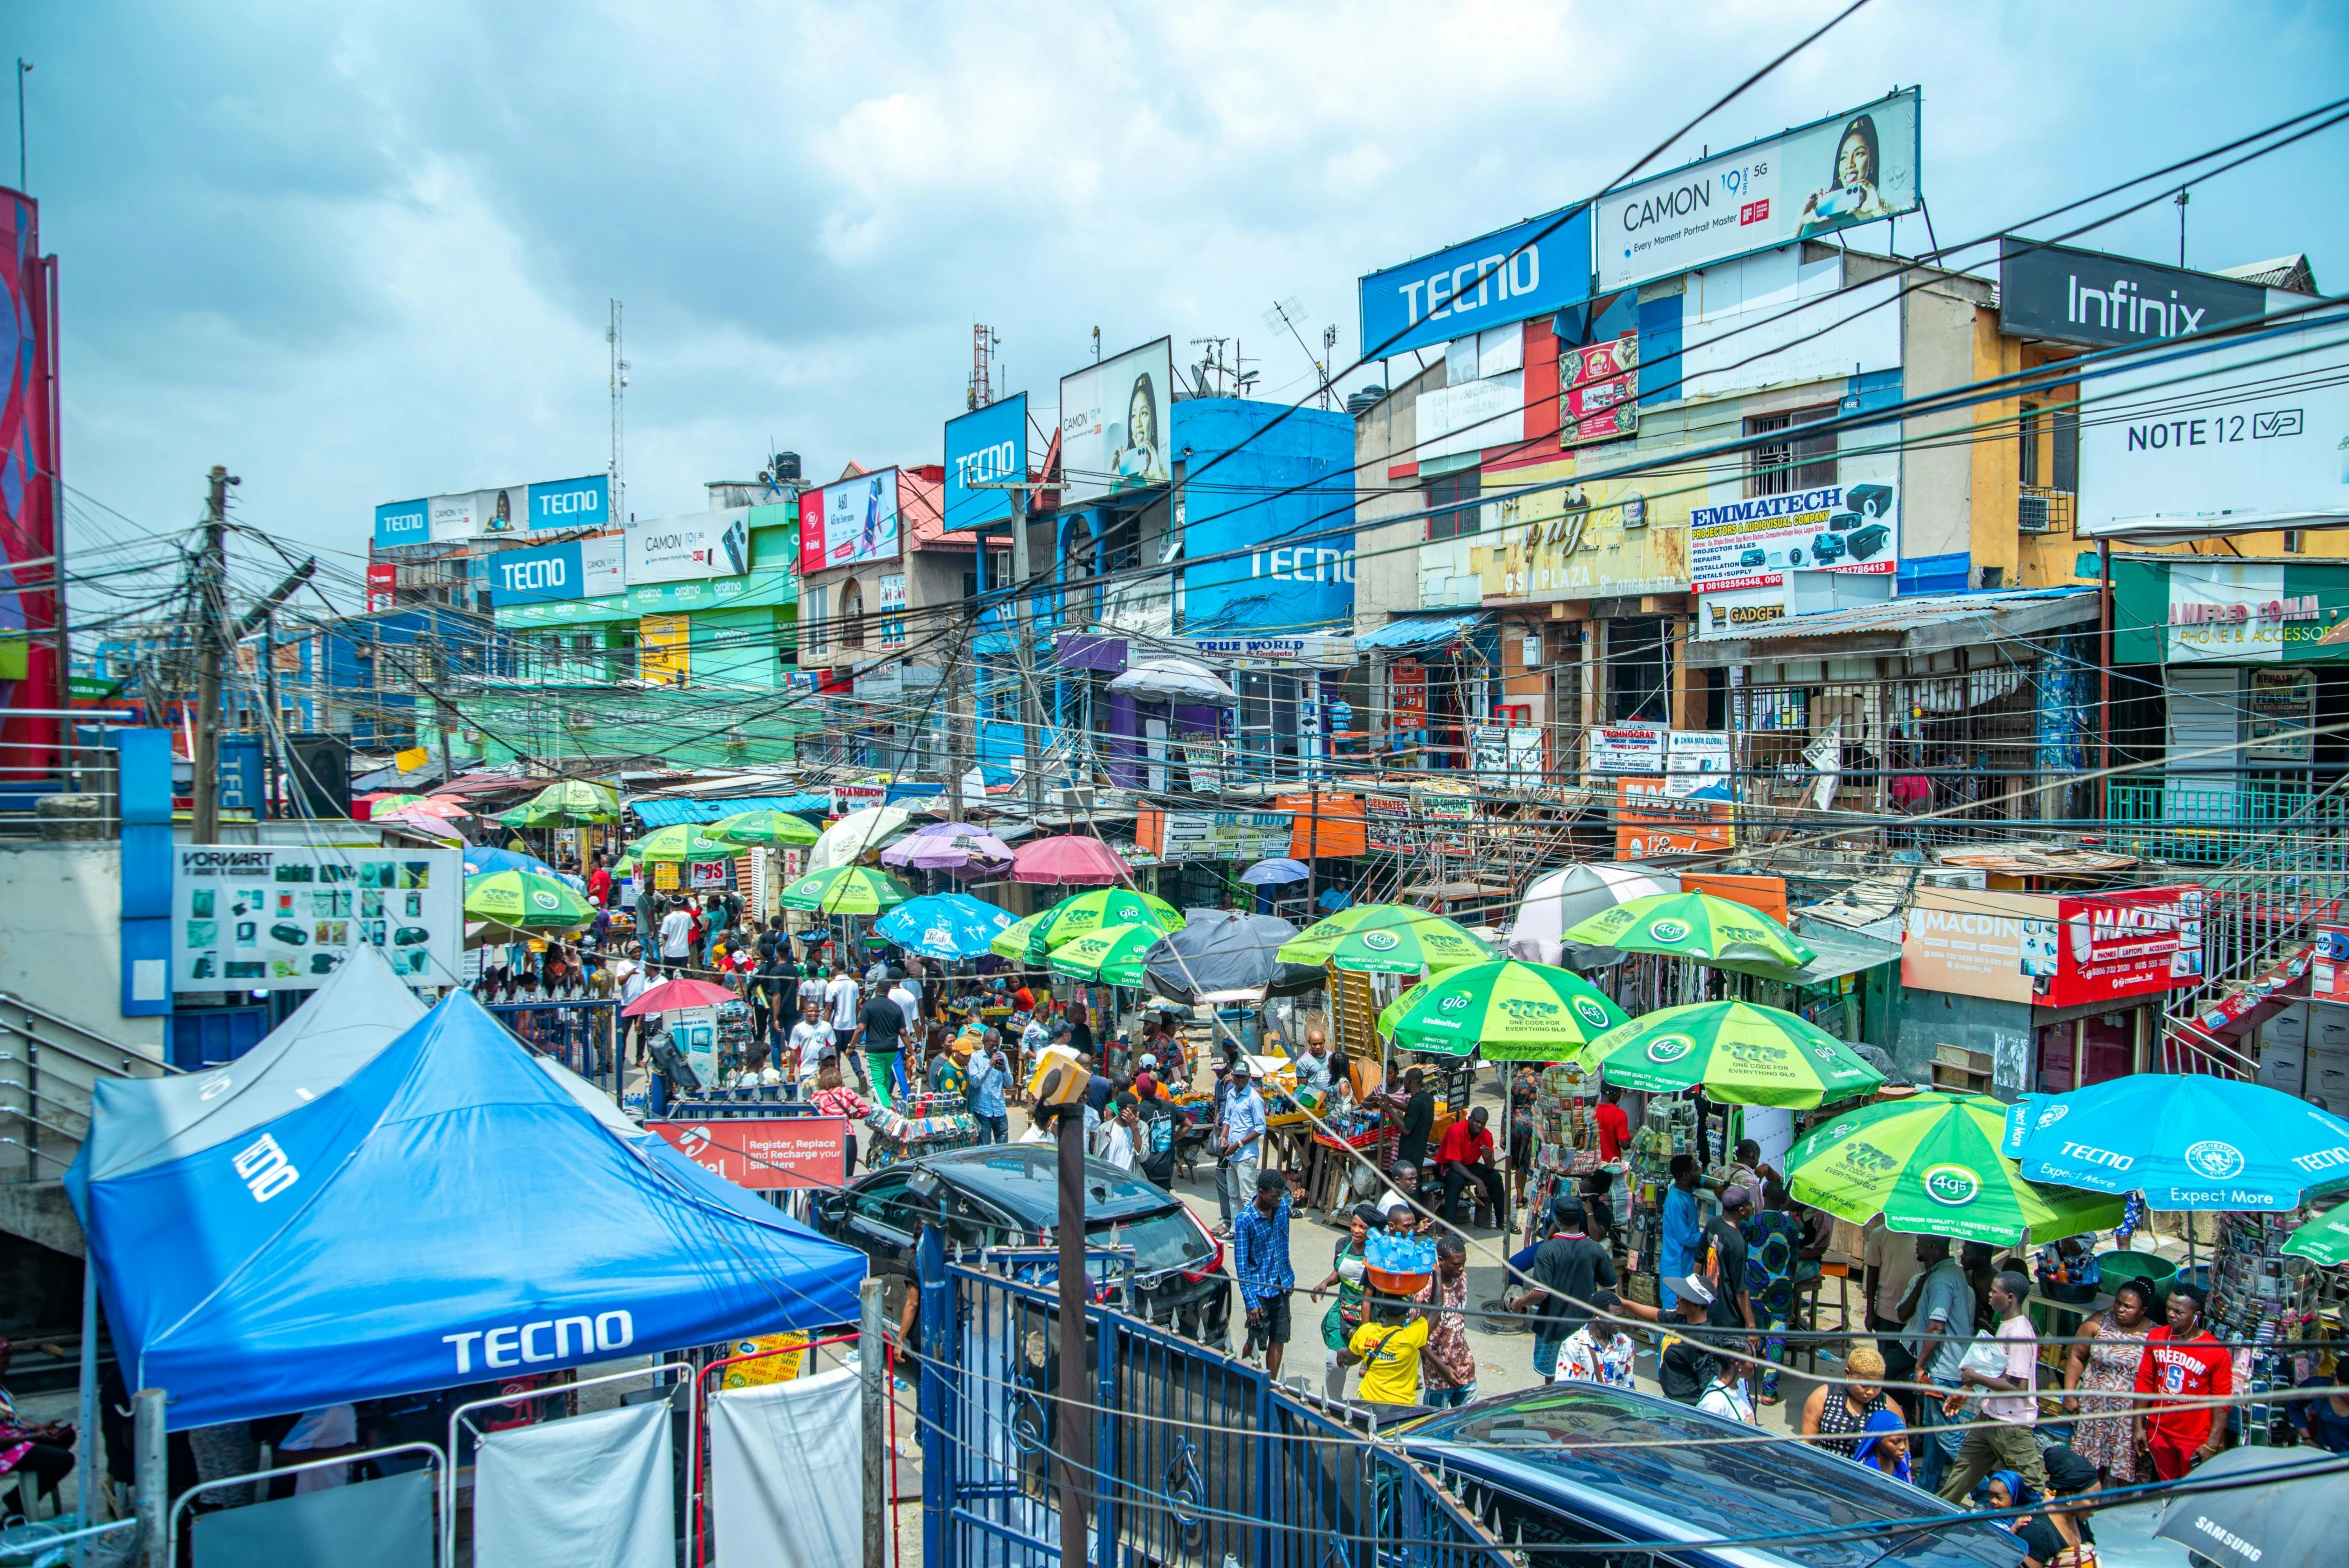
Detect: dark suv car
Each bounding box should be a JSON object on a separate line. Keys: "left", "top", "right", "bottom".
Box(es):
{"left": 815, "top": 1146, "right": 1231, "bottom": 1343}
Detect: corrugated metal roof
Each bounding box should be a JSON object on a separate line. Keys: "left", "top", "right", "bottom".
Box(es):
{"left": 1354, "top": 611, "right": 1489, "bottom": 652}
{"left": 1733, "top": 586, "right": 2096, "bottom": 642}
{"left": 630, "top": 794, "right": 830, "bottom": 827}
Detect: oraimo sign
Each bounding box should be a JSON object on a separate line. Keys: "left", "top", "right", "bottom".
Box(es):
{"left": 1997, "top": 238, "right": 2268, "bottom": 349}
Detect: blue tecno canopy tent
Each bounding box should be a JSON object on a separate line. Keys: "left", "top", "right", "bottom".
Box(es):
{"left": 79, "top": 990, "right": 867, "bottom": 1430}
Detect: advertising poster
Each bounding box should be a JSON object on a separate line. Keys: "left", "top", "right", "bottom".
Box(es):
{"left": 1136, "top": 810, "right": 1295, "bottom": 863}
{"left": 1364, "top": 791, "right": 1416, "bottom": 854}
{"left": 374, "top": 499, "right": 428, "bottom": 548}
{"left": 1998, "top": 238, "right": 2267, "bottom": 350}
{"left": 639, "top": 614, "right": 690, "bottom": 684}
{"left": 1181, "top": 736, "right": 1225, "bottom": 793}
{"left": 172, "top": 846, "right": 461, "bottom": 993}
{"left": 627, "top": 507, "right": 751, "bottom": 585}
{"left": 1388, "top": 660, "right": 1428, "bottom": 727}
{"left": 2248, "top": 667, "right": 2315, "bottom": 760}
{"left": 1482, "top": 466, "right": 1692, "bottom": 603}
{"left": 1616, "top": 776, "right": 1734, "bottom": 856}
{"left": 798, "top": 470, "right": 902, "bottom": 575}
{"left": 526, "top": 473, "right": 611, "bottom": 531}
{"left": 1058, "top": 339, "right": 1174, "bottom": 506}
{"left": 1597, "top": 90, "right": 1922, "bottom": 292}
{"left": 1558, "top": 333, "right": 1639, "bottom": 447}
{"left": 486, "top": 536, "right": 625, "bottom": 606}
{"left": 366, "top": 562, "right": 397, "bottom": 612}
{"left": 1590, "top": 726, "right": 1668, "bottom": 774}
{"left": 1667, "top": 730, "right": 1732, "bottom": 773}
{"left": 877, "top": 573, "right": 908, "bottom": 651}
{"left": 1687, "top": 458, "right": 1899, "bottom": 594}
{"left": 943, "top": 394, "right": 1027, "bottom": 531}
{"left": 1359, "top": 204, "right": 1595, "bottom": 360}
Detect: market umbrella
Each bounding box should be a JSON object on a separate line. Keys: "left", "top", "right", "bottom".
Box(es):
{"left": 501, "top": 780, "right": 619, "bottom": 826}
{"left": 1561, "top": 891, "right": 1815, "bottom": 973}
{"left": 1010, "top": 834, "right": 1131, "bottom": 886}
{"left": 1138, "top": 909, "right": 1308, "bottom": 1002}
{"left": 2284, "top": 1202, "right": 2349, "bottom": 1266}
{"left": 1047, "top": 922, "right": 1164, "bottom": 986}
{"left": 2153, "top": 1446, "right": 2349, "bottom": 1568}
{"left": 2012, "top": 1073, "right": 2349, "bottom": 1210}
{"left": 1239, "top": 858, "right": 1310, "bottom": 886}
{"left": 1374, "top": 960, "right": 1628, "bottom": 1061}
{"left": 777, "top": 865, "right": 913, "bottom": 916}
{"left": 990, "top": 909, "right": 1056, "bottom": 962}
{"left": 1785, "top": 1092, "right": 2125, "bottom": 1247}
{"left": 875, "top": 893, "right": 1017, "bottom": 960}
{"left": 1277, "top": 903, "right": 1496, "bottom": 975}
{"left": 1507, "top": 863, "right": 1680, "bottom": 966}
{"left": 621, "top": 978, "right": 738, "bottom": 1016}
{"left": 627, "top": 824, "right": 739, "bottom": 863}
{"left": 374, "top": 809, "right": 467, "bottom": 843}
{"left": 463, "top": 870, "right": 595, "bottom": 930}
{"left": 1585, "top": 1001, "right": 1885, "bottom": 1108}
{"left": 879, "top": 821, "right": 1017, "bottom": 877}
{"left": 463, "top": 846, "right": 557, "bottom": 879}
{"left": 1032, "top": 887, "right": 1184, "bottom": 951}
{"left": 806, "top": 805, "right": 916, "bottom": 874}
{"left": 707, "top": 809, "right": 821, "bottom": 849}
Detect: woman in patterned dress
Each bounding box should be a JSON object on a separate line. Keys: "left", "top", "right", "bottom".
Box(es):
{"left": 2063, "top": 1277, "right": 2156, "bottom": 1482}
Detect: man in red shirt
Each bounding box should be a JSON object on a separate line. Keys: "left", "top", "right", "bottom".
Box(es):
{"left": 2134, "top": 1283, "right": 2232, "bottom": 1480}
{"left": 1434, "top": 1105, "right": 1508, "bottom": 1231}
{"left": 1593, "top": 1085, "right": 1631, "bottom": 1163}
{"left": 585, "top": 854, "right": 613, "bottom": 908}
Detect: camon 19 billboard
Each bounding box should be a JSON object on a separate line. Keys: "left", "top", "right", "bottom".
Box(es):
{"left": 1358, "top": 204, "right": 1595, "bottom": 361}
{"left": 943, "top": 394, "right": 1027, "bottom": 531}
{"left": 1596, "top": 90, "right": 1921, "bottom": 292}
{"left": 374, "top": 473, "right": 611, "bottom": 547}
{"left": 1059, "top": 339, "right": 1174, "bottom": 507}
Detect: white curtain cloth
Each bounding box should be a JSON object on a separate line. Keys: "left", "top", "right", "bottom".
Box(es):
{"left": 709, "top": 1367, "right": 863, "bottom": 1568}
{"left": 473, "top": 1399, "right": 674, "bottom": 1568}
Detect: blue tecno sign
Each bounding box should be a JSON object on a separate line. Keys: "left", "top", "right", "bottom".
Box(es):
{"left": 488, "top": 541, "right": 585, "bottom": 605}
{"left": 1357, "top": 205, "right": 1595, "bottom": 360}
{"left": 942, "top": 394, "right": 1027, "bottom": 531}
{"left": 529, "top": 474, "right": 610, "bottom": 530}
{"left": 374, "top": 499, "right": 429, "bottom": 548}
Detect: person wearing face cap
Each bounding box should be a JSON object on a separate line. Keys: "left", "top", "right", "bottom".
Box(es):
{"left": 1215, "top": 1058, "right": 1267, "bottom": 1239}
{"left": 1655, "top": 1274, "right": 1742, "bottom": 1406}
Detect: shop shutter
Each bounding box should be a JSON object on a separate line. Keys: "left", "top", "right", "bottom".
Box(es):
{"left": 2164, "top": 666, "right": 2241, "bottom": 821}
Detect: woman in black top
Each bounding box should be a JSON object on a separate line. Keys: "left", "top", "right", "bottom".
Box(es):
{"left": 1394, "top": 1068, "right": 1434, "bottom": 1169}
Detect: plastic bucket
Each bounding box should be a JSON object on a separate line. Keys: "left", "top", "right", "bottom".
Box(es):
{"left": 2095, "top": 1249, "right": 2178, "bottom": 1300}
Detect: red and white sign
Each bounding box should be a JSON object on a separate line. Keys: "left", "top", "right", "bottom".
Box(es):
{"left": 648, "top": 1116, "right": 849, "bottom": 1191}
{"left": 2043, "top": 885, "right": 2204, "bottom": 1007}
{"left": 366, "top": 561, "right": 398, "bottom": 612}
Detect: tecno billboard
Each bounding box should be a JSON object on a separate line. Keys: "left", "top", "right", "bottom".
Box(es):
{"left": 1596, "top": 89, "right": 1921, "bottom": 292}
{"left": 376, "top": 473, "right": 612, "bottom": 547}
{"left": 942, "top": 394, "right": 1027, "bottom": 531}
{"left": 484, "top": 536, "right": 625, "bottom": 606}
{"left": 1358, "top": 204, "right": 1596, "bottom": 361}
{"left": 1059, "top": 338, "right": 1173, "bottom": 506}
{"left": 797, "top": 470, "right": 903, "bottom": 575}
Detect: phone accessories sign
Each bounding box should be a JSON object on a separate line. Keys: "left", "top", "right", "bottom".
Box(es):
{"left": 173, "top": 846, "right": 463, "bottom": 993}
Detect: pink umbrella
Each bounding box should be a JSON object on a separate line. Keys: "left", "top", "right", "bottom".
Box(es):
{"left": 621, "top": 977, "right": 738, "bottom": 1016}
{"left": 375, "top": 808, "right": 468, "bottom": 841}
{"left": 1010, "top": 835, "right": 1131, "bottom": 886}
{"left": 409, "top": 796, "right": 473, "bottom": 817}
{"left": 881, "top": 822, "right": 1017, "bottom": 877}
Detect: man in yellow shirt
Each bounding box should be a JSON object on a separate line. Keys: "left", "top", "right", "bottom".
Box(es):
{"left": 1339, "top": 1298, "right": 1432, "bottom": 1425}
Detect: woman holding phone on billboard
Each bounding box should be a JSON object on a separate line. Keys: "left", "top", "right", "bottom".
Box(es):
{"left": 1108, "top": 373, "right": 1164, "bottom": 495}
{"left": 1798, "top": 114, "right": 1890, "bottom": 235}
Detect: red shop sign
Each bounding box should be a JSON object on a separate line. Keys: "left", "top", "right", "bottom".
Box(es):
{"left": 2042, "top": 885, "right": 2204, "bottom": 1009}
{"left": 648, "top": 1115, "right": 849, "bottom": 1191}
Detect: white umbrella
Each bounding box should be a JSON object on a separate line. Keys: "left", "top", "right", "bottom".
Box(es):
{"left": 1506, "top": 863, "right": 1681, "bottom": 965}
{"left": 1106, "top": 656, "right": 1238, "bottom": 705}
{"left": 807, "top": 805, "right": 916, "bottom": 874}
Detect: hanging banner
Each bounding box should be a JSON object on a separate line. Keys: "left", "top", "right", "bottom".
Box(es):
{"left": 172, "top": 846, "right": 463, "bottom": 992}
{"left": 1590, "top": 725, "right": 1668, "bottom": 774}
{"left": 1615, "top": 777, "right": 1734, "bottom": 856}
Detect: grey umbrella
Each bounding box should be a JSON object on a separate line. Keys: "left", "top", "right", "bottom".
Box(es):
{"left": 2154, "top": 1445, "right": 2349, "bottom": 1568}
{"left": 1141, "top": 909, "right": 1306, "bottom": 1002}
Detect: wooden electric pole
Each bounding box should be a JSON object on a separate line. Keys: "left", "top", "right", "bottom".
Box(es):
{"left": 188, "top": 465, "right": 236, "bottom": 844}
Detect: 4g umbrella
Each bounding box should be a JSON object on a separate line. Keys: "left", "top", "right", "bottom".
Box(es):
{"left": 777, "top": 865, "right": 913, "bottom": 916}
{"left": 463, "top": 870, "right": 594, "bottom": 929}
{"left": 627, "top": 824, "right": 738, "bottom": 863}
{"left": 1046, "top": 922, "right": 1164, "bottom": 986}
{"left": 1785, "top": 1092, "right": 2125, "bottom": 1247}
{"left": 1032, "top": 888, "right": 1183, "bottom": 951}
{"left": 1374, "top": 960, "right": 1628, "bottom": 1060}
{"left": 989, "top": 909, "right": 1056, "bottom": 962}
{"left": 1562, "top": 892, "right": 1815, "bottom": 973}
{"left": 1277, "top": 903, "right": 1497, "bottom": 975}
{"left": 2010, "top": 1073, "right": 2349, "bottom": 1210}
{"left": 707, "top": 809, "right": 820, "bottom": 849}
{"left": 1586, "top": 1001, "right": 1885, "bottom": 1108}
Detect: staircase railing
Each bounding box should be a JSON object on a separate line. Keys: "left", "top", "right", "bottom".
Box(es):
{"left": 0, "top": 994, "right": 174, "bottom": 1184}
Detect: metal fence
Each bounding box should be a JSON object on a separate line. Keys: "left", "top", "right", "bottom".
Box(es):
{"left": 485, "top": 998, "right": 622, "bottom": 1096}
{"left": 923, "top": 1252, "right": 1502, "bottom": 1567}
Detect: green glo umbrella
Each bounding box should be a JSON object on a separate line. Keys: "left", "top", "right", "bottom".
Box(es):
{"left": 707, "top": 808, "right": 820, "bottom": 848}
{"left": 1586, "top": 1000, "right": 1885, "bottom": 1108}
{"left": 1374, "top": 960, "right": 1629, "bottom": 1060}
{"left": 777, "top": 865, "right": 912, "bottom": 916}
{"left": 2282, "top": 1206, "right": 2349, "bottom": 1267}
{"left": 990, "top": 909, "right": 1055, "bottom": 962}
{"left": 463, "top": 869, "right": 594, "bottom": 929}
{"left": 1277, "top": 903, "right": 1495, "bottom": 975}
{"left": 626, "top": 824, "right": 738, "bottom": 863}
{"left": 1561, "top": 891, "right": 1815, "bottom": 973}
{"left": 1785, "top": 1092, "right": 2126, "bottom": 1248}
{"left": 533, "top": 779, "right": 621, "bottom": 821}
{"left": 1046, "top": 922, "right": 1164, "bottom": 986}
{"left": 1032, "top": 888, "right": 1184, "bottom": 951}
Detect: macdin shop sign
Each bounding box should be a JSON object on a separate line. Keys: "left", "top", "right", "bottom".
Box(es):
{"left": 1903, "top": 885, "right": 2202, "bottom": 1007}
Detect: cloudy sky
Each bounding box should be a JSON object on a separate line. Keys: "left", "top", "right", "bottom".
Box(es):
{"left": 20, "top": 0, "right": 2349, "bottom": 592}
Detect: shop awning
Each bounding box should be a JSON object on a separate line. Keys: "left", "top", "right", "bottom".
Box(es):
{"left": 1354, "top": 611, "right": 1489, "bottom": 653}
{"left": 1685, "top": 587, "right": 2098, "bottom": 665}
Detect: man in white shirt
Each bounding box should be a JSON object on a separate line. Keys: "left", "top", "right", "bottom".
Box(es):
{"left": 656, "top": 901, "right": 693, "bottom": 976}
{"left": 824, "top": 968, "right": 869, "bottom": 1087}
{"left": 1096, "top": 1097, "right": 1137, "bottom": 1171}
{"left": 887, "top": 974, "right": 921, "bottom": 1039}
{"left": 786, "top": 999, "right": 835, "bottom": 1082}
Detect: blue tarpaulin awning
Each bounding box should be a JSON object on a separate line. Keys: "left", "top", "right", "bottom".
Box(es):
{"left": 79, "top": 992, "right": 867, "bottom": 1429}
{"left": 629, "top": 793, "right": 831, "bottom": 827}
{"left": 1353, "top": 611, "right": 1489, "bottom": 652}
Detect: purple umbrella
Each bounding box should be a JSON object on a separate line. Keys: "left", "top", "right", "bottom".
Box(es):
{"left": 879, "top": 821, "right": 1017, "bottom": 877}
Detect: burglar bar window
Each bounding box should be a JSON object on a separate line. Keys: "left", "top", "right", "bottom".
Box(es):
{"left": 2019, "top": 404, "right": 2042, "bottom": 487}
{"left": 1745, "top": 407, "right": 1836, "bottom": 496}
{"left": 1425, "top": 469, "right": 1481, "bottom": 540}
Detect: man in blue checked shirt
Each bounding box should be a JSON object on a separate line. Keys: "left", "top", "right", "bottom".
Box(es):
{"left": 964, "top": 1029, "right": 1010, "bottom": 1143}
{"left": 1234, "top": 1168, "right": 1299, "bottom": 1375}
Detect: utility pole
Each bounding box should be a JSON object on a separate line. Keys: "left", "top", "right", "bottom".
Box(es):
{"left": 189, "top": 466, "right": 236, "bottom": 845}
{"left": 608, "top": 300, "right": 628, "bottom": 521}
{"left": 2174, "top": 188, "right": 2189, "bottom": 268}
{"left": 235, "top": 558, "right": 314, "bottom": 823}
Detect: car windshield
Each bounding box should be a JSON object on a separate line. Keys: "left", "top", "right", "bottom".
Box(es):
{"left": 1087, "top": 1206, "right": 1206, "bottom": 1278}
{"left": 1425, "top": 1389, "right": 2016, "bottom": 1568}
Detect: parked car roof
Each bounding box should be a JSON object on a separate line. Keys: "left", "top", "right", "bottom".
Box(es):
{"left": 1400, "top": 1385, "right": 2021, "bottom": 1568}
{"left": 909, "top": 1145, "right": 1175, "bottom": 1224}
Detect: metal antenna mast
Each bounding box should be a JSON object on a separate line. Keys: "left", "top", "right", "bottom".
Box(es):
{"left": 607, "top": 300, "right": 629, "bottom": 519}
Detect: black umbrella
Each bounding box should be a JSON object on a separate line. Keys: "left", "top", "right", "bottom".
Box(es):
{"left": 2154, "top": 1445, "right": 2349, "bottom": 1568}
{"left": 1141, "top": 909, "right": 1306, "bottom": 1002}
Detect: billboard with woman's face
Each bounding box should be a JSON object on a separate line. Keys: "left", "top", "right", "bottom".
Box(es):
{"left": 1058, "top": 337, "right": 1173, "bottom": 505}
